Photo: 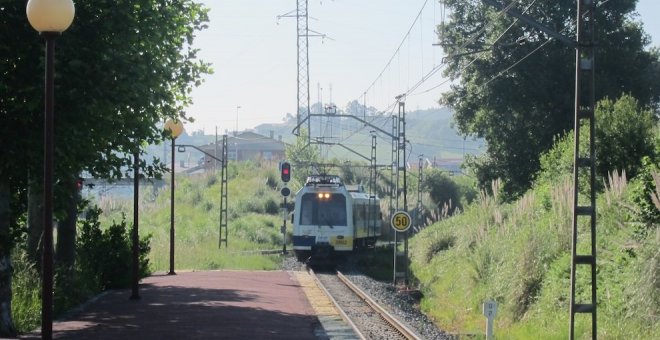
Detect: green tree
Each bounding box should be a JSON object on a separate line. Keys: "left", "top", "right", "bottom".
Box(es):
{"left": 0, "top": 1, "right": 210, "bottom": 335}
{"left": 440, "top": 0, "right": 660, "bottom": 198}
{"left": 423, "top": 169, "right": 461, "bottom": 211}
{"left": 537, "top": 95, "right": 658, "bottom": 184}
{"left": 285, "top": 129, "right": 320, "bottom": 183}
{"left": 595, "top": 94, "right": 657, "bottom": 179}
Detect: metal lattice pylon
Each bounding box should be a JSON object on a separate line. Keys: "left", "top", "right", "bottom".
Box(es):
{"left": 219, "top": 134, "right": 229, "bottom": 248}
{"left": 392, "top": 101, "right": 408, "bottom": 287}
{"left": 295, "top": 0, "right": 311, "bottom": 140}
{"left": 369, "top": 133, "right": 377, "bottom": 239}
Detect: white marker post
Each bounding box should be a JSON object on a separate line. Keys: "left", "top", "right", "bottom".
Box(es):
{"left": 482, "top": 300, "right": 498, "bottom": 340}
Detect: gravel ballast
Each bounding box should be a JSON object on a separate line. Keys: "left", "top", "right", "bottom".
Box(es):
{"left": 281, "top": 255, "right": 454, "bottom": 340}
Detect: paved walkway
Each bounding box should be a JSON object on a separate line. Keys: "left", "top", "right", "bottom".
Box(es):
{"left": 19, "top": 271, "right": 328, "bottom": 339}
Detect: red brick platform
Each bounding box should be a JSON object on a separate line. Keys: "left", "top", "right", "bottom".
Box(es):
{"left": 20, "top": 271, "right": 322, "bottom": 339}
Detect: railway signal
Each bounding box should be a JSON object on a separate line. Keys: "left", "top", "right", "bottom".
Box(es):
{"left": 280, "top": 161, "right": 291, "bottom": 182}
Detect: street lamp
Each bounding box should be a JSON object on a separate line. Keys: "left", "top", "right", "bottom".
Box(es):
{"left": 130, "top": 148, "right": 140, "bottom": 300}
{"left": 164, "top": 119, "right": 183, "bottom": 275}
{"left": 26, "top": 0, "right": 75, "bottom": 338}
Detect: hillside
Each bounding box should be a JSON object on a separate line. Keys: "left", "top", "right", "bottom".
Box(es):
{"left": 408, "top": 172, "right": 659, "bottom": 338}
{"left": 254, "top": 107, "right": 484, "bottom": 163}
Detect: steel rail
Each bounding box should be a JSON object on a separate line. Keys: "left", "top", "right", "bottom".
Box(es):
{"left": 335, "top": 270, "right": 422, "bottom": 340}
{"left": 308, "top": 268, "right": 366, "bottom": 340}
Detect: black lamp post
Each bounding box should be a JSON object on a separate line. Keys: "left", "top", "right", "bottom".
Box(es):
{"left": 164, "top": 119, "right": 184, "bottom": 275}
{"left": 130, "top": 149, "right": 140, "bottom": 300}
{"left": 26, "top": 0, "right": 75, "bottom": 338}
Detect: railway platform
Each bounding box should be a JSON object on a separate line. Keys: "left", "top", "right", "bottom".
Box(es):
{"left": 15, "top": 270, "right": 357, "bottom": 339}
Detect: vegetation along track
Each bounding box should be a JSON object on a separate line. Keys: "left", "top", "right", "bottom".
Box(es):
{"left": 311, "top": 268, "right": 422, "bottom": 340}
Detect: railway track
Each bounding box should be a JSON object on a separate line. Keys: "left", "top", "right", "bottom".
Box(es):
{"left": 311, "top": 268, "right": 422, "bottom": 340}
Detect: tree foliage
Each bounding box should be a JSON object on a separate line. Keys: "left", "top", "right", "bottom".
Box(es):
{"left": 0, "top": 1, "right": 210, "bottom": 334}
{"left": 537, "top": 94, "right": 658, "bottom": 185}
{"left": 285, "top": 129, "right": 320, "bottom": 183}
{"left": 595, "top": 94, "right": 657, "bottom": 179}
{"left": 1, "top": 0, "right": 211, "bottom": 183}
{"left": 439, "top": 0, "right": 660, "bottom": 198}
{"left": 423, "top": 169, "right": 462, "bottom": 211}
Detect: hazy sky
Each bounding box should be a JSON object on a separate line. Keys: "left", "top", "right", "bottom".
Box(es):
{"left": 184, "top": 0, "right": 660, "bottom": 134}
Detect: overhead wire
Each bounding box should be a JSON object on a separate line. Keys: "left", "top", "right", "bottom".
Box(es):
{"left": 358, "top": 0, "right": 431, "bottom": 104}
{"left": 322, "top": 0, "right": 544, "bottom": 160}
{"left": 414, "top": 0, "right": 538, "bottom": 95}
{"left": 372, "top": 0, "right": 524, "bottom": 113}
{"left": 326, "top": 0, "right": 609, "bottom": 166}
{"left": 419, "top": 0, "right": 611, "bottom": 99}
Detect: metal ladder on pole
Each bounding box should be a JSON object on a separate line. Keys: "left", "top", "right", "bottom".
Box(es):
{"left": 369, "top": 133, "right": 377, "bottom": 240}
{"left": 392, "top": 101, "right": 408, "bottom": 287}
{"left": 570, "top": 0, "right": 597, "bottom": 338}
{"left": 219, "top": 134, "right": 229, "bottom": 248}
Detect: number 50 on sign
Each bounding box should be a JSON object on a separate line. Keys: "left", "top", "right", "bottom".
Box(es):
{"left": 390, "top": 211, "right": 412, "bottom": 232}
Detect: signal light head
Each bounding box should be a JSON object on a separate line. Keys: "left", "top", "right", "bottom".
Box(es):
{"left": 280, "top": 161, "right": 291, "bottom": 182}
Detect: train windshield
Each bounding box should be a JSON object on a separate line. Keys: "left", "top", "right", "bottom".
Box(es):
{"left": 299, "top": 193, "right": 347, "bottom": 226}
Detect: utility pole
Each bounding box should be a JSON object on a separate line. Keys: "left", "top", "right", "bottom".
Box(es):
{"left": 416, "top": 156, "right": 423, "bottom": 229}
{"left": 480, "top": 1, "right": 597, "bottom": 337}
{"left": 369, "top": 132, "right": 377, "bottom": 240}
{"left": 219, "top": 135, "right": 229, "bottom": 248}
{"left": 278, "top": 0, "right": 329, "bottom": 145}
{"left": 392, "top": 98, "right": 408, "bottom": 287}
{"left": 570, "top": 1, "right": 597, "bottom": 338}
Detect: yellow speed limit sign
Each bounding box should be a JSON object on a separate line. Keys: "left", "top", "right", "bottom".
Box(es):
{"left": 391, "top": 211, "right": 412, "bottom": 232}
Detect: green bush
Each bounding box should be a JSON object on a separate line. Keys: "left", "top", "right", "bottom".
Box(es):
{"left": 595, "top": 95, "right": 657, "bottom": 179}
{"left": 77, "top": 207, "right": 151, "bottom": 290}
{"left": 424, "top": 169, "right": 462, "bottom": 210}
{"left": 264, "top": 197, "right": 280, "bottom": 215}
{"left": 628, "top": 157, "right": 660, "bottom": 227}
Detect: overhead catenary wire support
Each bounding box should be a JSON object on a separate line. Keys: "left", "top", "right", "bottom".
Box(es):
{"left": 392, "top": 98, "right": 409, "bottom": 288}
{"left": 219, "top": 134, "right": 229, "bottom": 248}
{"left": 477, "top": 0, "right": 598, "bottom": 337}
{"left": 369, "top": 132, "right": 377, "bottom": 241}
{"left": 570, "top": 0, "right": 597, "bottom": 338}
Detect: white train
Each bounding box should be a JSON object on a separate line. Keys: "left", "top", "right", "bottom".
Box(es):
{"left": 292, "top": 175, "right": 382, "bottom": 261}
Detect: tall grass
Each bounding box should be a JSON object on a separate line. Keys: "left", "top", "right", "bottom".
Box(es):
{"left": 9, "top": 251, "right": 41, "bottom": 332}
{"left": 100, "top": 163, "right": 287, "bottom": 272}
{"left": 409, "top": 170, "right": 659, "bottom": 338}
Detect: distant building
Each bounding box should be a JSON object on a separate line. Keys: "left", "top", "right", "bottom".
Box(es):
{"left": 432, "top": 157, "right": 463, "bottom": 174}
{"left": 198, "top": 131, "right": 287, "bottom": 165}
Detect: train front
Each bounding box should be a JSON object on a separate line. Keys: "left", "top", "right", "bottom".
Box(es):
{"left": 292, "top": 175, "right": 352, "bottom": 261}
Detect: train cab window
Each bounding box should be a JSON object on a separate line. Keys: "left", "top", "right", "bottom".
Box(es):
{"left": 299, "top": 193, "right": 347, "bottom": 226}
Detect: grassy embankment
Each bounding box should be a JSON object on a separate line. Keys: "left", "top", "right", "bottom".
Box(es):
{"left": 98, "top": 161, "right": 292, "bottom": 271}
{"left": 409, "top": 174, "right": 659, "bottom": 339}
